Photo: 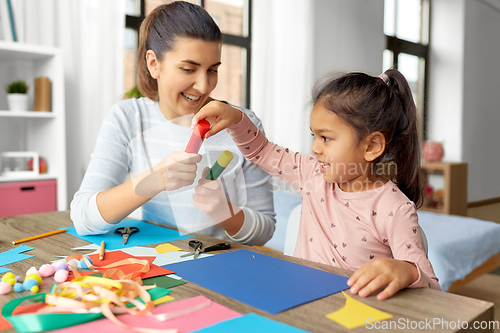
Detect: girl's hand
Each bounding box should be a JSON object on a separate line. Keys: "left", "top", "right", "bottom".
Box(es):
{"left": 155, "top": 151, "right": 202, "bottom": 191}
{"left": 347, "top": 258, "right": 419, "bottom": 301}
{"left": 192, "top": 167, "right": 241, "bottom": 223}
{"left": 191, "top": 100, "right": 243, "bottom": 139}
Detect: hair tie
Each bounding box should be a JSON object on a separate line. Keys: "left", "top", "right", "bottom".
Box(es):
{"left": 378, "top": 73, "right": 389, "bottom": 84}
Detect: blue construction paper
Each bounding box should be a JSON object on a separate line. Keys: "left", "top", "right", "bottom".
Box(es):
{"left": 163, "top": 249, "right": 349, "bottom": 314}
{"left": 63, "top": 219, "right": 193, "bottom": 250}
{"left": 0, "top": 245, "right": 35, "bottom": 273}
{"left": 193, "top": 313, "right": 310, "bottom": 332}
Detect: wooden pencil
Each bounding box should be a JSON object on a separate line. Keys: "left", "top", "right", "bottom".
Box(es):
{"left": 12, "top": 229, "right": 67, "bottom": 245}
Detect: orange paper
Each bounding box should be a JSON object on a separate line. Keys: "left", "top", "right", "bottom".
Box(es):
{"left": 67, "top": 250, "right": 174, "bottom": 281}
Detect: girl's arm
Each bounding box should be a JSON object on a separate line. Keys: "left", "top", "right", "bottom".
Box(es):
{"left": 348, "top": 202, "right": 440, "bottom": 300}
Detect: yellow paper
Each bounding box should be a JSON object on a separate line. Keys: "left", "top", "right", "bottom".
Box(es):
{"left": 326, "top": 291, "right": 393, "bottom": 329}
{"left": 155, "top": 243, "right": 182, "bottom": 254}
{"left": 153, "top": 295, "right": 175, "bottom": 305}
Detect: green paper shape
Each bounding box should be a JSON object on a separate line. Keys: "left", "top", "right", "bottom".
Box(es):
{"left": 2, "top": 293, "right": 103, "bottom": 333}
{"left": 142, "top": 275, "right": 187, "bottom": 289}
{"left": 126, "top": 287, "right": 172, "bottom": 308}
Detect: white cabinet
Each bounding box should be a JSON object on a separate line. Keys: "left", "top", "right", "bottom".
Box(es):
{"left": 0, "top": 41, "right": 67, "bottom": 212}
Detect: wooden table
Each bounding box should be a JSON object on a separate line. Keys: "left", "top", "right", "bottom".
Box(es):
{"left": 0, "top": 211, "right": 495, "bottom": 332}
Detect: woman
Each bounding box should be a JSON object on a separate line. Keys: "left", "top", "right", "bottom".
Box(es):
{"left": 70, "top": 1, "right": 275, "bottom": 245}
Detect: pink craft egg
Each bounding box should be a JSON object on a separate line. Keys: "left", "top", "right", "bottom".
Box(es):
{"left": 39, "top": 264, "right": 56, "bottom": 277}
{"left": 0, "top": 281, "right": 12, "bottom": 295}
{"left": 26, "top": 266, "right": 39, "bottom": 276}
{"left": 54, "top": 269, "right": 69, "bottom": 283}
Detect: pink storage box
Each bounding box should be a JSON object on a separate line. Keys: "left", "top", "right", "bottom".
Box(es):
{"left": 0, "top": 179, "right": 57, "bottom": 217}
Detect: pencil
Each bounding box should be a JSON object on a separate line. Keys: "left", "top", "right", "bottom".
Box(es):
{"left": 99, "top": 241, "right": 105, "bottom": 260}
{"left": 12, "top": 229, "right": 67, "bottom": 245}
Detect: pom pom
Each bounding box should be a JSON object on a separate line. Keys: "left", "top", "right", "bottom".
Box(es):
{"left": 23, "top": 279, "right": 38, "bottom": 291}
{"left": 30, "top": 285, "right": 39, "bottom": 293}
{"left": 39, "top": 264, "right": 56, "bottom": 277}
{"left": 80, "top": 257, "right": 93, "bottom": 269}
{"left": 51, "top": 260, "right": 65, "bottom": 269}
{"left": 15, "top": 276, "right": 22, "bottom": 282}
{"left": 0, "top": 281, "right": 12, "bottom": 295}
{"left": 56, "top": 262, "right": 69, "bottom": 271}
{"left": 26, "top": 266, "right": 38, "bottom": 276}
{"left": 25, "top": 273, "right": 42, "bottom": 285}
{"left": 1, "top": 272, "right": 15, "bottom": 282}
{"left": 13, "top": 282, "right": 24, "bottom": 292}
{"left": 3, "top": 278, "right": 16, "bottom": 286}
{"left": 54, "top": 269, "right": 69, "bottom": 283}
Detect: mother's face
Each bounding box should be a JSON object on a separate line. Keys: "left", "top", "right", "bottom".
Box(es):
{"left": 147, "top": 37, "right": 222, "bottom": 121}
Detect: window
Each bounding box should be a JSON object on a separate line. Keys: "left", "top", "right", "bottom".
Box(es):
{"left": 384, "top": 0, "right": 430, "bottom": 139}
{"left": 124, "top": 0, "right": 251, "bottom": 107}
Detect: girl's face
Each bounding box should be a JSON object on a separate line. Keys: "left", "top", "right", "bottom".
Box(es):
{"left": 148, "top": 37, "right": 222, "bottom": 121}
{"left": 310, "top": 104, "right": 371, "bottom": 187}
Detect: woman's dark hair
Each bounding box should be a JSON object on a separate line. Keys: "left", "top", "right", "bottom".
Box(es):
{"left": 137, "top": 1, "right": 222, "bottom": 100}
{"left": 311, "top": 69, "right": 423, "bottom": 207}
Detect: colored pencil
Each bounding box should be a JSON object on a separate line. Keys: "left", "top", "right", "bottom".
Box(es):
{"left": 99, "top": 241, "right": 105, "bottom": 260}
{"left": 12, "top": 229, "right": 67, "bottom": 245}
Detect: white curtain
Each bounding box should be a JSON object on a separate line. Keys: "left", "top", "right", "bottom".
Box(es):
{"left": 19, "top": 0, "right": 125, "bottom": 207}
{"left": 251, "top": 0, "right": 314, "bottom": 154}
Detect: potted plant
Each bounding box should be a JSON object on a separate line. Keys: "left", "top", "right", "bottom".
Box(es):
{"left": 6, "top": 80, "right": 29, "bottom": 111}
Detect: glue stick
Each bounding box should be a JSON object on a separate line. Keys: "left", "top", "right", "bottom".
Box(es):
{"left": 204, "top": 150, "right": 234, "bottom": 180}
{"left": 185, "top": 119, "right": 211, "bottom": 153}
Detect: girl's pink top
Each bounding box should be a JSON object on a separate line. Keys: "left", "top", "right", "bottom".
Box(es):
{"left": 227, "top": 112, "right": 440, "bottom": 290}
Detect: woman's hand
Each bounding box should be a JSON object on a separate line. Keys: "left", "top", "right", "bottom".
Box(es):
{"left": 155, "top": 151, "right": 202, "bottom": 191}
{"left": 191, "top": 100, "right": 243, "bottom": 139}
{"left": 347, "top": 258, "right": 419, "bottom": 301}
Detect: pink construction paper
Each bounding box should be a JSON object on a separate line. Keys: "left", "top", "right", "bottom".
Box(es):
{"left": 47, "top": 295, "right": 241, "bottom": 333}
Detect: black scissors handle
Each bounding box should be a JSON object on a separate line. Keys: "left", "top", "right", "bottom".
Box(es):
{"left": 201, "top": 243, "right": 231, "bottom": 253}
{"left": 115, "top": 227, "right": 139, "bottom": 235}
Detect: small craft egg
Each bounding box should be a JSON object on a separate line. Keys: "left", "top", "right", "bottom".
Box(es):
{"left": 0, "top": 281, "right": 12, "bottom": 295}
{"left": 56, "top": 262, "right": 69, "bottom": 271}
{"left": 54, "top": 269, "right": 69, "bottom": 283}
{"left": 26, "top": 266, "right": 39, "bottom": 276}
{"left": 68, "top": 259, "right": 79, "bottom": 269}
{"left": 25, "top": 273, "right": 42, "bottom": 285}
{"left": 1, "top": 272, "right": 15, "bottom": 282}
{"left": 80, "top": 257, "right": 93, "bottom": 269}
{"left": 23, "top": 279, "right": 38, "bottom": 291}
{"left": 39, "top": 264, "right": 56, "bottom": 277}
{"left": 13, "top": 282, "right": 24, "bottom": 292}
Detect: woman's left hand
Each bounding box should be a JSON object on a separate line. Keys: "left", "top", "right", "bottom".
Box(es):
{"left": 347, "top": 258, "right": 419, "bottom": 301}
{"left": 192, "top": 167, "right": 241, "bottom": 223}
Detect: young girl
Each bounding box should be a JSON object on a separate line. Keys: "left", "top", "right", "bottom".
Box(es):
{"left": 70, "top": 1, "right": 275, "bottom": 245}
{"left": 192, "top": 69, "right": 441, "bottom": 300}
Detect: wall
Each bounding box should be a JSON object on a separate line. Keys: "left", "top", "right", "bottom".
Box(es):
{"left": 428, "top": 0, "right": 500, "bottom": 202}
{"left": 462, "top": 0, "right": 500, "bottom": 201}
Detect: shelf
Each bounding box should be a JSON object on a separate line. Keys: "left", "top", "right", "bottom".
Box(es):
{"left": 0, "top": 110, "right": 55, "bottom": 118}
{"left": 420, "top": 162, "right": 468, "bottom": 216}
{"left": 0, "top": 174, "right": 58, "bottom": 183}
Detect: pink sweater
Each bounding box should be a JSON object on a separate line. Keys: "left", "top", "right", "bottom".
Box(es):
{"left": 228, "top": 113, "right": 440, "bottom": 290}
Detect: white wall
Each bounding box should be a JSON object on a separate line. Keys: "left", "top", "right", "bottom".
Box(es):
{"left": 428, "top": 0, "right": 500, "bottom": 202}
{"left": 312, "top": 0, "right": 385, "bottom": 79}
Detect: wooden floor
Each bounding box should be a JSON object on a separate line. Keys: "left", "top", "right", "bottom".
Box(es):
{"left": 451, "top": 202, "right": 500, "bottom": 332}
{"left": 452, "top": 273, "right": 500, "bottom": 332}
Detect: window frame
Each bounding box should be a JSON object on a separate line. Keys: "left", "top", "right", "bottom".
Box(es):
{"left": 384, "top": 0, "right": 431, "bottom": 139}
{"left": 125, "top": 0, "right": 252, "bottom": 108}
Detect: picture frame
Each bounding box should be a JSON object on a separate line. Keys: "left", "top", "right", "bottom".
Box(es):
{"left": 0, "top": 151, "right": 39, "bottom": 177}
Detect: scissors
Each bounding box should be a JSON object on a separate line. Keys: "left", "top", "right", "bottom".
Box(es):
{"left": 114, "top": 227, "right": 139, "bottom": 245}
{"left": 180, "top": 240, "right": 231, "bottom": 259}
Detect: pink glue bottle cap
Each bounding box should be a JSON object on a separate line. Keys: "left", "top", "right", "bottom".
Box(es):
{"left": 185, "top": 119, "right": 211, "bottom": 153}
